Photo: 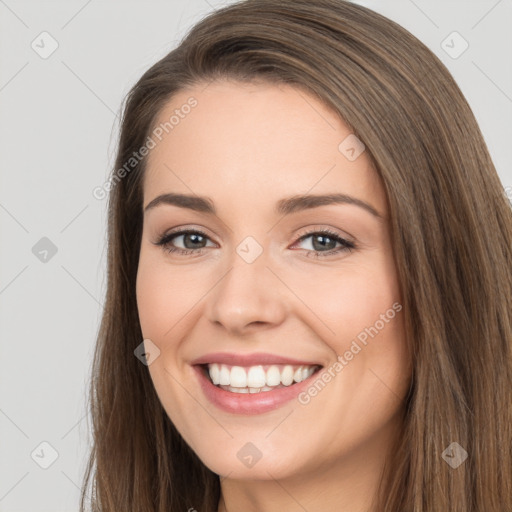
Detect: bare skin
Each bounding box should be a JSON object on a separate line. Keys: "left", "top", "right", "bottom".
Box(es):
{"left": 136, "top": 79, "right": 412, "bottom": 512}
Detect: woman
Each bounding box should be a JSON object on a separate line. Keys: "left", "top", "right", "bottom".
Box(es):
{"left": 80, "top": 0, "right": 512, "bottom": 510}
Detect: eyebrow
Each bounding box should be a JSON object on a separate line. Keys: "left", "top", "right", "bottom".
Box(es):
{"left": 143, "top": 192, "right": 383, "bottom": 219}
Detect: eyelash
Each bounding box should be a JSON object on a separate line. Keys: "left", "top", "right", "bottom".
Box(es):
{"left": 154, "top": 228, "right": 356, "bottom": 259}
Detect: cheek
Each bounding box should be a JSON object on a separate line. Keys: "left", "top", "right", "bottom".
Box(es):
{"left": 135, "top": 254, "right": 200, "bottom": 430}
{"left": 290, "top": 254, "right": 402, "bottom": 346}
{"left": 136, "top": 263, "right": 168, "bottom": 340}
{"left": 135, "top": 250, "right": 203, "bottom": 339}
{"left": 289, "top": 252, "right": 409, "bottom": 401}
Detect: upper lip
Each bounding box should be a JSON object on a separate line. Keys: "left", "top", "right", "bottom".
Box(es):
{"left": 190, "top": 352, "right": 323, "bottom": 367}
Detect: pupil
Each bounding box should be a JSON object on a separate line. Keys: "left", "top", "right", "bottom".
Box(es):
{"left": 313, "top": 235, "right": 335, "bottom": 251}
{"left": 185, "top": 233, "right": 205, "bottom": 248}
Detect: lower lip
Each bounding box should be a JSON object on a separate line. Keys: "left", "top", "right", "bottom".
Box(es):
{"left": 193, "top": 365, "right": 321, "bottom": 415}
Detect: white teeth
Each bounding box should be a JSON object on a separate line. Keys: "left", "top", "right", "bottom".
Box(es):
{"left": 281, "top": 365, "right": 294, "bottom": 386}
{"left": 209, "top": 363, "right": 220, "bottom": 385}
{"left": 207, "top": 362, "right": 319, "bottom": 391}
{"left": 230, "top": 366, "right": 247, "bottom": 388}
{"left": 228, "top": 385, "right": 248, "bottom": 393}
{"left": 266, "top": 365, "right": 281, "bottom": 386}
{"left": 219, "top": 364, "right": 230, "bottom": 385}
{"left": 247, "top": 366, "right": 266, "bottom": 388}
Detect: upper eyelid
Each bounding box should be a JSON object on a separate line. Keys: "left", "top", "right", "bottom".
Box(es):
{"left": 295, "top": 226, "right": 352, "bottom": 240}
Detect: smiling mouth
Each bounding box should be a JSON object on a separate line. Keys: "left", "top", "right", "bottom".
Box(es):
{"left": 200, "top": 363, "right": 323, "bottom": 394}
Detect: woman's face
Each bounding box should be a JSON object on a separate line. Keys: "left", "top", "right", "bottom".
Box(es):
{"left": 136, "top": 79, "right": 411, "bottom": 481}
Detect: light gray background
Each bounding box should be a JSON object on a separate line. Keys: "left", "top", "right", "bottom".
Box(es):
{"left": 0, "top": 0, "right": 510, "bottom": 510}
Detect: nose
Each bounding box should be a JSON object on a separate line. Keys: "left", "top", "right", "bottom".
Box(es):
{"left": 204, "top": 248, "right": 288, "bottom": 336}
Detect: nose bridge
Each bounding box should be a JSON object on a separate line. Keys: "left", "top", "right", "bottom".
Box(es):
{"left": 205, "top": 236, "right": 286, "bottom": 332}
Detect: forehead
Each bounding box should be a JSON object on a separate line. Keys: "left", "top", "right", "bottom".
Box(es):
{"left": 143, "top": 80, "right": 386, "bottom": 218}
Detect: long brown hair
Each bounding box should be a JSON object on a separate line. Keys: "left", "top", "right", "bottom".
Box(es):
{"left": 80, "top": 0, "right": 512, "bottom": 510}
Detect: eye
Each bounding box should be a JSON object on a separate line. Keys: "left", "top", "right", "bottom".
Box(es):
{"left": 154, "top": 228, "right": 215, "bottom": 256}
{"left": 291, "top": 229, "right": 355, "bottom": 258}
{"left": 153, "top": 227, "right": 356, "bottom": 258}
